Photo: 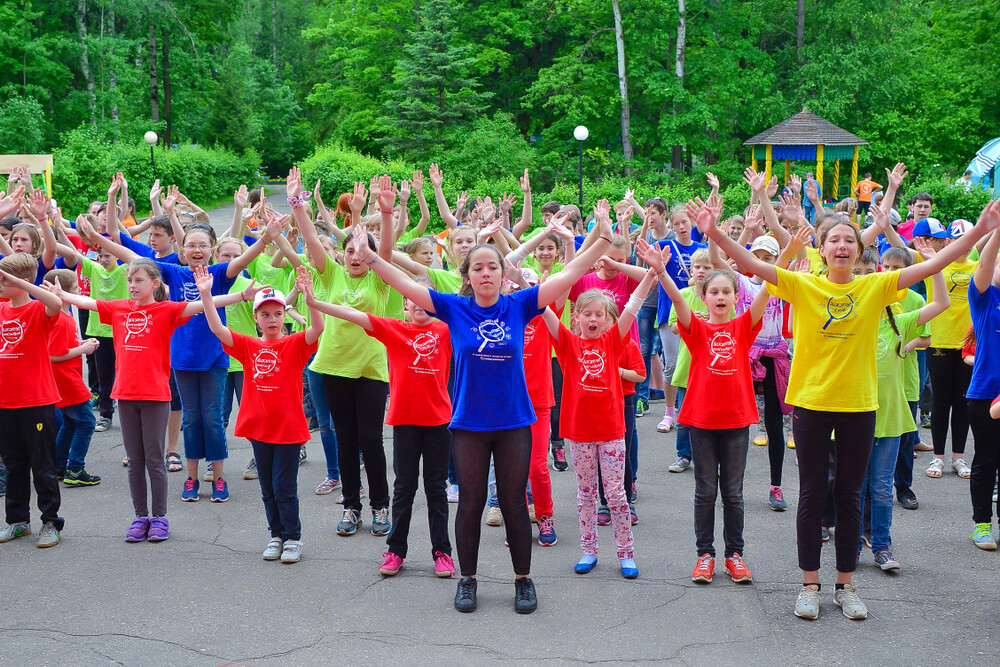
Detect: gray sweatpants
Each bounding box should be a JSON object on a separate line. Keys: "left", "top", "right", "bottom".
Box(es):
{"left": 120, "top": 400, "right": 171, "bottom": 518}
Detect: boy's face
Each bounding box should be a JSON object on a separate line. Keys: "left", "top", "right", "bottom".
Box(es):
{"left": 728, "top": 221, "right": 745, "bottom": 241}
{"left": 751, "top": 249, "right": 777, "bottom": 266}
{"left": 912, "top": 198, "right": 933, "bottom": 221}
{"left": 541, "top": 211, "right": 554, "bottom": 225}
{"left": 148, "top": 227, "right": 173, "bottom": 253}
{"left": 852, "top": 261, "right": 878, "bottom": 277}
{"left": 645, "top": 206, "right": 665, "bottom": 228}
{"left": 98, "top": 247, "right": 116, "bottom": 270}
{"left": 690, "top": 259, "right": 713, "bottom": 285}
{"left": 882, "top": 256, "right": 906, "bottom": 272}
{"left": 670, "top": 213, "right": 692, "bottom": 240}
{"left": 0, "top": 227, "right": 10, "bottom": 243}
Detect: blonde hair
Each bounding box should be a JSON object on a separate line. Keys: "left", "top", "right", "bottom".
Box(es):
{"left": 574, "top": 288, "right": 619, "bottom": 321}
{"left": 609, "top": 236, "right": 629, "bottom": 251}
{"left": 44, "top": 268, "right": 78, "bottom": 291}
{"left": 690, "top": 248, "right": 711, "bottom": 265}
{"left": 0, "top": 252, "right": 38, "bottom": 281}
{"left": 11, "top": 222, "right": 42, "bottom": 257}
{"left": 448, "top": 226, "right": 476, "bottom": 250}
{"left": 402, "top": 237, "right": 434, "bottom": 257}
{"left": 214, "top": 236, "right": 248, "bottom": 257}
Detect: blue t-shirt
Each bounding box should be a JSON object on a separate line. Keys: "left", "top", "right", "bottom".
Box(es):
{"left": 967, "top": 282, "right": 1000, "bottom": 400}
{"left": 157, "top": 261, "right": 236, "bottom": 370}
{"left": 655, "top": 239, "right": 707, "bottom": 323}
{"left": 120, "top": 234, "right": 180, "bottom": 264}
{"left": 428, "top": 286, "right": 543, "bottom": 431}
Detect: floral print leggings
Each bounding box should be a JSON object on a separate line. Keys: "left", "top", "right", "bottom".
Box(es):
{"left": 567, "top": 438, "right": 634, "bottom": 558}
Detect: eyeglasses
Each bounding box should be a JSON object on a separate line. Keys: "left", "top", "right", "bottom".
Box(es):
{"left": 183, "top": 244, "right": 211, "bottom": 251}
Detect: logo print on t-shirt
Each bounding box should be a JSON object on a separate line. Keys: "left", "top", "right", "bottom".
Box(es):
{"left": 579, "top": 349, "right": 606, "bottom": 382}
{"left": 409, "top": 331, "right": 439, "bottom": 366}
{"left": 709, "top": 331, "right": 736, "bottom": 367}
{"left": 876, "top": 333, "right": 890, "bottom": 360}
{"left": 524, "top": 323, "right": 536, "bottom": 345}
{"left": 823, "top": 293, "right": 855, "bottom": 330}
{"left": 123, "top": 311, "right": 151, "bottom": 344}
{"left": 181, "top": 281, "right": 201, "bottom": 302}
{"left": 342, "top": 287, "right": 363, "bottom": 307}
{"left": 949, "top": 271, "right": 972, "bottom": 295}
{"left": 252, "top": 348, "right": 280, "bottom": 380}
{"left": 475, "top": 319, "right": 510, "bottom": 353}
{"left": 101, "top": 274, "right": 116, "bottom": 292}
{"left": 0, "top": 319, "right": 24, "bottom": 353}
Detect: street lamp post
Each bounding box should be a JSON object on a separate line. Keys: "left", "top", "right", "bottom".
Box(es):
{"left": 144, "top": 131, "right": 158, "bottom": 179}
{"left": 573, "top": 125, "right": 589, "bottom": 208}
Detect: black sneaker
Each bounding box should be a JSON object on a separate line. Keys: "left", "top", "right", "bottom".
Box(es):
{"left": 454, "top": 577, "right": 478, "bottom": 612}
{"left": 552, "top": 446, "right": 568, "bottom": 471}
{"left": 514, "top": 577, "right": 537, "bottom": 614}
{"left": 56, "top": 468, "right": 65, "bottom": 482}
{"left": 920, "top": 413, "right": 931, "bottom": 429}
{"left": 64, "top": 469, "right": 101, "bottom": 486}
{"left": 874, "top": 549, "right": 901, "bottom": 571}
{"left": 897, "top": 490, "right": 919, "bottom": 510}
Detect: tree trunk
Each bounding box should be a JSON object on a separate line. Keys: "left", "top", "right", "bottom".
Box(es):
{"left": 611, "top": 0, "right": 633, "bottom": 172}
{"left": 148, "top": 25, "right": 159, "bottom": 123}
{"left": 270, "top": 0, "right": 278, "bottom": 65}
{"left": 161, "top": 29, "right": 172, "bottom": 146}
{"left": 76, "top": 0, "right": 97, "bottom": 122}
{"left": 672, "top": 0, "right": 686, "bottom": 171}
{"left": 796, "top": 0, "right": 805, "bottom": 66}
{"left": 109, "top": 0, "right": 118, "bottom": 122}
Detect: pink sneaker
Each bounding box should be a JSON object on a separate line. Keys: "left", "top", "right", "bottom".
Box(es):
{"left": 379, "top": 551, "right": 404, "bottom": 576}
{"left": 434, "top": 551, "right": 455, "bottom": 578}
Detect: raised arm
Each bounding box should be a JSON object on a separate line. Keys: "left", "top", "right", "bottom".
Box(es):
{"left": 748, "top": 280, "right": 771, "bottom": 327}
{"left": 375, "top": 175, "right": 396, "bottom": 262}
{"left": 272, "top": 229, "right": 303, "bottom": 270}
{"left": 352, "top": 234, "right": 435, "bottom": 312}
{"left": 636, "top": 239, "right": 692, "bottom": 331}
{"left": 974, "top": 221, "right": 1000, "bottom": 294}
{"left": 1, "top": 268, "right": 61, "bottom": 315}
{"left": 313, "top": 180, "right": 346, "bottom": 244}
{"left": 917, "top": 261, "right": 950, "bottom": 326}
{"left": 79, "top": 217, "right": 142, "bottom": 264}
{"left": 26, "top": 189, "right": 56, "bottom": 269}
{"left": 537, "top": 202, "right": 616, "bottom": 307}
{"left": 193, "top": 266, "right": 234, "bottom": 348}
{"left": 617, "top": 269, "right": 657, "bottom": 338}
{"left": 692, "top": 198, "right": 778, "bottom": 285}
{"left": 898, "top": 200, "right": 1000, "bottom": 290}
{"left": 412, "top": 170, "right": 430, "bottom": 237}
{"left": 44, "top": 278, "right": 97, "bottom": 313}
{"left": 510, "top": 170, "right": 534, "bottom": 239}
{"left": 287, "top": 166, "right": 328, "bottom": 274}
{"left": 428, "top": 164, "right": 460, "bottom": 229}
{"left": 224, "top": 185, "right": 248, "bottom": 239}
{"left": 744, "top": 168, "right": 790, "bottom": 247}
{"left": 540, "top": 304, "right": 563, "bottom": 342}
{"left": 295, "top": 266, "right": 326, "bottom": 344}
{"left": 226, "top": 215, "right": 284, "bottom": 279}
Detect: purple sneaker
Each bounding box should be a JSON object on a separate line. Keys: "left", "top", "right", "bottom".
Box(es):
{"left": 147, "top": 517, "right": 170, "bottom": 542}
{"left": 125, "top": 517, "right": 150, "bottom": 542}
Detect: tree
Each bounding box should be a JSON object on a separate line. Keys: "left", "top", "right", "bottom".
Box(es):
{"left": 0, "top": 95, "right": 48, "bottom": 153}
{"left": 611, "top": 0, "right": 633, "bottom": 170}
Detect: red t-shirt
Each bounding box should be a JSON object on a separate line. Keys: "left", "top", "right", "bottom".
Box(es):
{"left": 569, "top": 272, "right": 640, "bottom": 343}
{"left": 522, "top": 314, "right": 554, "bottom": 409}
{"left": 48, "top": 310, "right": 92, "bottom": 408}
{"left": 620, "top": 336, "right": 644, "bottom": 397}
{"left": 97, "top": 299, "right": 191, "bottom": 401}
{"left": 223, "top": 331, "right": 318, "bottom": 444}
{"left": 366, "top": 317, "right": 452, "bottom": 426}
{"left": 553, "top": 325, "right": 626, "bottom": 442}
{"left": 677, "top": 311, "right": 762, "bottom": 429}
{"left": 0, "top": 299, "right": 60, "bottom": 408}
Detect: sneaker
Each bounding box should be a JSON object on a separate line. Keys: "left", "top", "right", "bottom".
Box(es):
{"left": 299, "top": 445, "right": 307, "bottom": 465}
{"left": 454, "top": 577, "right": 478, "bottom": 612}
{"left": 821, "top": 526, "right": 830, "bottom": 542}
{"left": 769, "top": 485, "right": 787, "bottom": 511}
{"left": 552, "top": 447, "right": 568, "bottom": 471}
{"left": 379, "top": 551, "right": 404, "bottom": 576}
{"left": 371, "top": 507, "right": 391, "bottom": 536}
{"left": 63, "top": 469, "right": 101, "bottom": 487}
{"left": 243, "top": 459, "right": 258, "bottom": 480}
{"left": 0, "top": 522, "right": 31, "bottom": 543}
{"left": 94, "top": 416, "right": 112, "bottom": 432}
{"left": 537, "top": 516, "right": 557, "bottom": 546}
{"left": 280, "top": 540, "right": 302, "bottom": 563}
{"left": 315, "top": 477, "right": 341, "bottom": 495}
{"left": 635, "top": 399, "right": 647, "bottom": 418}
{"left": 337, "top": 509, "right": 362, "bottom": 536}
{"left": 597, "top": 505, "right": 611, "bottom": 526}
{"left": 514, "top": 577, "right": 537, "bottom": 614}
{"left": 971, "top": 523, "right": 997, "bottom": 550}
{"left": 202, "top": 462, "right": 214, "bottom": 482}
{"left": 56, "top": 468, "right": 64, "bottom": 482}
{"left": 263, "top": 537, "right": 283, "bottom": 560}
{"left": 308, "top": 416, "right": 319, "bottom": 432}
{"left": 181, "top": 477, "right": 200, "bottom": 502}
{"left": 631, "top": 482, "right": 638, "bottom": 502}
{"left": 620, "top": 557, "right": 639, "bottom": 579}
{"left": 434, "top": 551, "right": 455, "bottom": 578}
{"left": 446, "top": 483, "right": 459, "bottom": 503}
{"left": 691, "top": 553, "right": 715, "bottom": 583}
{"left": 575, "top": 554, "right": 598, "bottom": 573}
{"left": 834, "top": 584, "right": 868, "bottom": 620}
{"left": 657, "top": 415, "right": 675, "bottom": 432}
{"left": 668, "top": 456, "right": 691, "bottom": 473}
{"left": 725, "top": 553, "right": 753, "bottom": 583}
{"left": 753, "top": 431, "right": 768, "bottom": 446}
{"left": 528, "top": 504, "right": 536, "bottom": 523}
{"left": 920, "top": 412, "right": 932, "bottom": 428}
{"left": 211, "top": 478, "right": 230, "bottom": 503}
{"left": 336, "top": 484, "right": 366, "bottom": 504}
{"left": 794, "top": 585, "right": 821, "bottom": 620}
{"left": 485, "top": 506, "right": 503, "bottom": 526}
{"left": 897, "top": 490, "right": 919, "bottom": 510}
{"left": 629, "top": 503, "right": 638, "bottom": 526}
{"left": 36, "top": 522, "right": 60, "bottom": 548}
{"left": 874, "top": 549, "right": 900, "bottom": 571}
{"left": 147, "top": 517, "right": 169, "bottom": 542}
{"left": 124, "top": 518, "right": 150, "bottom": 543}
{"left": 89, "top": 394, "right": 99, "bottom": 408}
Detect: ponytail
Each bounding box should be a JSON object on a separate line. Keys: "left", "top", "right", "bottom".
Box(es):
{"left": 884, "top": 306, "right": 905, "bottom": 358}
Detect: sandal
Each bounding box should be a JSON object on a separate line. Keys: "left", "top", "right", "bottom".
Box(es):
{"left": 166, "top": 452, "right": 183, "bottom": 473}
{"left": 952, "top": 458, "right": 971, "bottom": 479}
{"left": 926, "top": 458, "right": 944, "bottom": 478}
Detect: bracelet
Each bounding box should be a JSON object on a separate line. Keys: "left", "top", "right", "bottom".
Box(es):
{"left": 364, "top": 256, "right": 376, "bottom": 265}
{"left": 287, "top": 191, "right": 312, "bottom": 209}
{"left": 242, "top": 289, "right": 249, "bottom": 302}
{"left": 600, "top": 235, "right": 613, "bottom": 243}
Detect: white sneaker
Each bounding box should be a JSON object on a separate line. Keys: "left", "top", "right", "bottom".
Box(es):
{"left": 281, "top": 539, "right": 302, "bottom": 563}
{"left": 833, "top": 584, "right": 868, "bottom": 619}
{"left": 657, "top": 415, "right": 675, "bottom": 433}
{"left": 794, "top": 585, "right": 820, "bottom": 620}
{"left": 0, "top": 521, "right": 31, "bottom": 543}
{"left": 485, "top": 506, "right": 503, "bottom": 526}
{"left": 36, "top": 522, "right": 60, "bottom": 548}
{"left": 202, "top": 463, "right": 214, "bottom": 482}
{"left": 262, "top": 537, "right": 283, "bottom": 560}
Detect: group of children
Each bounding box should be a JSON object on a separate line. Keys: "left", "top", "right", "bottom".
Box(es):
{"left": 1, "top": 160, "right": 999, "bottom": 621}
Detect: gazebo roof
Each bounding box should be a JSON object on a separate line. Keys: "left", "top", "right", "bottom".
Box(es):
{"left": 743, "top": 109, "right": 868, "bottom": 147}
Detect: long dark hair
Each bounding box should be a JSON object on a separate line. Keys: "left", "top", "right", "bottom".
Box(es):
{"left": 129, "top": 258, "right": 168, "bottom": 302}
{"left": 458, "top": 244, "right": 505, "bottom": 298}
{"left": 884, "top": 306, "right": 905, "bottom": 358}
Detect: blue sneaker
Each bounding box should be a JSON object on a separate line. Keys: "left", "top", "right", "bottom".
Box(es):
{"left": 211, "top": 478, "right": 230, "bottom": 503}
{"left": 181, "top": 478, "right": 200, "bottom": 502}
{"left": 337, "top": 509, "right": 362, "bottom": 536}
{"left": 574, "top": 554, "right": 598, "bottom": 574}
{"left": 537, "top": 516, "right": 557, "bottom": 546}
{"left": 971, "top": 523, "right": 997, "bottom": 550}
{"left": 620, "top": 557, "right": 638, "bottom": 579}
{"left": 371, "top": 508, "right": 391, "bottom": 536}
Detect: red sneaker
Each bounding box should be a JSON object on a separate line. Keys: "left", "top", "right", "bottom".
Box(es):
{"left": 724, "top": 553, "right": 753, "bottom": 583}
{"left": 691, "top": 553, "right": 715, "bottom": 583}
{"left": 379, "top": 552, "right": 404, "bottom": 576}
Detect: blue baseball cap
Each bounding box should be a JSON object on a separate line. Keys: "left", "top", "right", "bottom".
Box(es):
{"left": 912, "top": 217, "right": 948, "bottom": 239}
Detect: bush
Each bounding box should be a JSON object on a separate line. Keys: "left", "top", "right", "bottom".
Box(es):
{"left": 0, "top": 94, "right": 48, "bottom": 153}
{"left": 903, "top": 176, "right": 995, "bottom": 223}
{"left": 53, "top": 125, "right": 260, "bottom": 216}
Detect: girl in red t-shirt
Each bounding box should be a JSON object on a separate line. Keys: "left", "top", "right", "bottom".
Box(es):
{"left": 540, "top": 268, "right": 657, "bottom": 579}
{"left": 639, "top": 238, "right": 769, "bottom": 585}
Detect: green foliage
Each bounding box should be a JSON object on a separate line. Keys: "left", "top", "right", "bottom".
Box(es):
{"left": 439, "top": 113, "right": 535, "bottom": 184}
{"left": 0, "top": 94, "right": 48, "bottom": 153}
{"left": 904, "top": 176, "right": 995, "bottom": 224}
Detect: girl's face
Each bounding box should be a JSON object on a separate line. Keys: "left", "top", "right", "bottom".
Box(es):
{"left": 0, "top": 227, "right": 11, "bottom": 243}
{"left": 751, "top": 249, "right": 777, "bottom": 266}
{"left": 411, "top": 242, "right": 435, "bottom": 267}
{"left": 98, "top": 247, "right": 117, "bottom": 271}
{"left": 11, "top": 230, "right": 34, "bottom": 255}
{"left": 451, "top": 230, "right": 476, "bottom": 262}
{"left": 183, "top": 231, "right": 213, "bottom": 267}
{"left": 882, "top": 257, "right": 907, "bottom": 272}
{"left": 578, "top": 301, "right": 610, "bottom": 340}
{"left": 343, "top": 236, "right": 371, "bottom": 278}
{"left": 821, "top": 223, "right": 860, "bottom": 271}
{"left": 405, "top": 297, "right": 432, "bottom": 325}
{"left": 727, "top": 221, "right": 745, "bottom": 241}
{"left": 534, "top": 239, "right": 558, "bottom": 268}
{"left": 670, "top": 212, "right": 692, "bottom": 239}
{"left": 254, "top": 304, "right": 286, "bottom": 338}
{"left": 701, "top": 275, "right": 736, "bottom": 317}
{"left": 465, "top": 247, "right": 503, "bottom": 297}
{"left": 127, "top": 269, "right": 159, "bottom": 302}
{"left": 599, "top": 247, "right": 628, "bottom": 279}
{"left": 690, "top": 259, "right": 713, "bottom": 287}
{"left": 215, "top": 242, "right": 242, "bottom": 264}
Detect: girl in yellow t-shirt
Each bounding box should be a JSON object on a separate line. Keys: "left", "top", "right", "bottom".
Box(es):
{"left": 694, "top": 196, "right": 1000, "bottom": 621}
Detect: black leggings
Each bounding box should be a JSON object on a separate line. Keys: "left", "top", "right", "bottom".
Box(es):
{"left": 322, "top": 375, "right": 389, "bottom": 512}
{"left": 968, "top": 399, "right": 1000, "bottom": 524}
{"left": 792, "top": 407, "right": 875, "bottom": 573}
{"left": 927, "top": 348, "right": 972, "bottom": 455}
{"left": 759, "top": 357, "right": 786, "bottom": 487}
{"left": 452, "top": 427, "right": 532, "bottom": 577}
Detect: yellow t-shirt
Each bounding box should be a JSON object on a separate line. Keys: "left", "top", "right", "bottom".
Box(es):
{"left": 804, "top": 246, "right": 827, "bottom": 276}
{"left": 923, "top": 257, "right": 976, "bottom": 348}
{"left": 767, "top": 267, "right": 905, "bottom": 412}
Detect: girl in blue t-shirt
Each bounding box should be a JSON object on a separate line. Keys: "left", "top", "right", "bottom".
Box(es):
{"left": 356, "top": 194, "right": 619, "bottom": 615}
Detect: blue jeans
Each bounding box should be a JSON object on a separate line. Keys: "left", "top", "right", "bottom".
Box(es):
{"left": 862, "top": 435, "right": 900, "bottom": 553}
{"left": 804, "top": 205, "right": 816, "bottom": 226}
{"left": 0, "top": 451, "right": 7, "bottom": 492}
{"left": 251, "top": 440, "right": 301, "bottom": 541}
{"left": 894, "top": 401, "right": 918, "bottom": 495}
{"left": 676, "top": 387, "right": 692, "bottom": 459}
{"left": 306, "top": 365, "right": 339, "bottom": 479}
{"left": 636, "top": 303, "right": 657, "bottom": 404}
{"left": 55, "top": 401, "right": 97, "bottom": 471}
{"left": 174, "top": 367, "right": 228, "bottom": 462}
{"left": 222, "top": 371, "right": 243, "bottom": 432}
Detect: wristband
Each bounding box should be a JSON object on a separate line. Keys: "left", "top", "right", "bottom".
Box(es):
{"left": 287, "top": 191, "right": 312, "bottom": 209}
{"left": 600, "top": 235, "right": 613, "bottom": 243}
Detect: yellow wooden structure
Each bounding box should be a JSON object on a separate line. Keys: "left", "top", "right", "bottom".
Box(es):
{"left": 0, "top": 155, "right": 54, "bottom": 198}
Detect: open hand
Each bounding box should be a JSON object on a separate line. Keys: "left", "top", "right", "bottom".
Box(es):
{"left": 286, "top": 166, "right": 302, "bottom": 198}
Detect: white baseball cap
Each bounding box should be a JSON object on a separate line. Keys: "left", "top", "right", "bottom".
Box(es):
{"left": 749, "top": 235, "right": 780, "bottom": 257}
{"left": 253, "top": 287, "right": 287, "bottom": 311}
{"left": 949, "top": 219, "right": 972, "bottom": 238}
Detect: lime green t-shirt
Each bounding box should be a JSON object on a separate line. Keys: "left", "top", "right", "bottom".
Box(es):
{"left": 429, "top": 268, "right": 463, "bottom": 294}
{"left": 81, "top": 258, "right": 128, "bottom": 337}
{"left": 308, "top": 261, "right": 390, "bottom": 381}
{"left": 398, "top": 227, "right": 424, "bottom": 244}
{"left": 900, "top": 289, "right": 930, "bottom": 402}
{"left": 668, "top": 287, "right": 734, "bottom": 388}
{"left": 875, "top": 310, "right": 919, "bottom": 437}
{"left": 225, "top": 275, "right": 257, "bottom": 373}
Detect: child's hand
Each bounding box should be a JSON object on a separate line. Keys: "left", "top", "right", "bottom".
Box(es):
{"left": 193, "top": 265, "right": 214, "bottom": 292}
{"left": 766, "top": 175, "right": 778, "bottom": 199}
{"left": 975, "top": 198, "right": 1000, "bottom": 234}
{"left": 885, "top": 162, "right": 908, "bottom": 190}
{"left": 286, "top": 166, "right": 302, "bottom": 198}
{"left": 792, "top": 257, "right": 811, "bottom": 273}
{"left": 412, "top": 170, "right": 424, "bottom": 192}
{"left": 913, "top": 236, "right": 937, "bottom": 261}
{"left": 477, "top": 218, "right": 502, "bottom": 244}
{"left": 0, "top": 184, "right": 25, "bottom": 219}
{"left": 313, "top": 179, "right": 323, "bottom": 207}
{"left": 351, "top": 181, "right": 368, "bottom": 214}
{"left": 520, "top": 169, "right": 531, "bottom": 194}
{"left": 592, "top": 199, "right": 613, "bottom": 238}
{"left": 28, "top": 188, "right": 48, "bottom": 220}
{"left": 399, "top": 179, "right": 411, "bottom": 204}
{"left": 479, "top": 197, "right": 497, "bottom": 225}
{"left": 81, "top": 338, "right": 100, "bottom": 354}
{"left": 706, "top": 171, "right": 720, "bottom": 191}
{"left": 262, "top": 215, "right": 286, "bottom": 242}
{"left": 295, "top": 266, "right": 316, "bottom": 303}
{"left": 234, "top": 184, "right": 248, "bottom": 208}
{"left": 163, "top": 185, "right": 179, "bottom": 214}
{"left": 376, "top": 174, "right": 397, "bottom": 212}
{"left": 635, "top": 237, "right": 666, "bottom": 272}
{"left": 428, "top": 163, "right": 444, "bottom": 188}
{"left": 789, "top": 174, "right": 802, "bottom": 195}
{"left": 743, "top": 167, "right": 765, "bottom": 193}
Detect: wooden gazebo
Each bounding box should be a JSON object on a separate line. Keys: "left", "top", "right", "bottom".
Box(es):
{"left": 743, "top": 109, "right": 868, "bottom": 200}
